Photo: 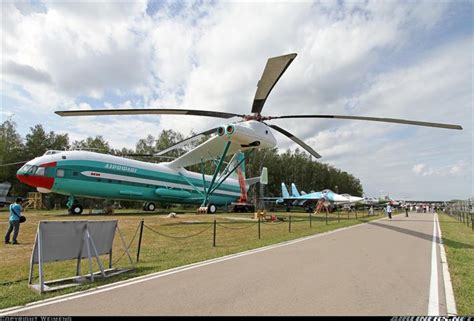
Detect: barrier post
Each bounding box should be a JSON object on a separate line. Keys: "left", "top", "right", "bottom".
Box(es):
{"left": 326, "top": 211, "right": 328, "bottom": 225}
{"left": 289, "top": 215, "right": 291, "bottom": 233}
{"left": 258, "top": 217, "right": 261, "bottom": 239}
{"left": 213, "top": 220, "right": 216, "bottom": 247}
{"left": 136, "top": 219, "right": 144, "bottom": 263}
{"left": 338, "top": 211, "right": 340, "bottom": 223}
{"left": 309, "top": 213, "right": 312, "bottom": 228}
{"left": 356, "top": 211, "right": 358, "bottom": 220}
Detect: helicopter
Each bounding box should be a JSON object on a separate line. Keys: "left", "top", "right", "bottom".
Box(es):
{"left": 16, "top": 53, "right": 462, "bottom": 214}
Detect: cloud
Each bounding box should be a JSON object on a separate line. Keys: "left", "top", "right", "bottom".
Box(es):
{"left": 3, "top": 61, "right": 53, "bottom": 84}
{"left": 413, "top": 163, "right": 426, "bottom": 175}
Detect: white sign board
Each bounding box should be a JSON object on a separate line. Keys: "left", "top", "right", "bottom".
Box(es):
{"left": 31, "top": 220, "right": 117, "bottom": 264}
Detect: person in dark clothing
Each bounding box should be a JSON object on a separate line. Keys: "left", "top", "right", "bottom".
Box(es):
{"left": 405, "top": 205, "right": 409, "bottom": 217}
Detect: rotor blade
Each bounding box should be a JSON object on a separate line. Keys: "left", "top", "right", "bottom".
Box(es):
{"left": 154, "top": 127, "right": 219, "bottom": 156}
{"left": 269, "top": 115, "right": 463, "bottom": 130}
{"left": 0, "top": 160, "right": 28, "bottom": 167}
{"left": 55, "top": 109, "right": 243, "bottom": 119}
{"left": 119, "top": 154, "right": 176, "bottom": 159}
{"left": 252, "top": 53, "right": 297, "bottom": 114}
{"left": 268, "top": 124, "right": 321, "bottom": 159}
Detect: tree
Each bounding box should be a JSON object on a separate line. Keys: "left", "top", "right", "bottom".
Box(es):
{"left": 72, "top": 136, "right": 109, "bottom": 153}
{"left": 0, "top": 120, "right": 25, "bottom": 195}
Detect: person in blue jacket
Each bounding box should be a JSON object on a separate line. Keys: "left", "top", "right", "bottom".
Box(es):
{"left": 5, "top": 198, "right": 23, "bottom": 245}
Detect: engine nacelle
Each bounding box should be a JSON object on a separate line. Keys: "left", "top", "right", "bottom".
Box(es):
{"left": 221, "top": 120, "right": 277, "bottom": 150}
{"left": 217, "top": 126, "right": 225, "bottom": 136}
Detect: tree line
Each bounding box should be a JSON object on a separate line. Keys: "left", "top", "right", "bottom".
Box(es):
{"left": 0, "top": 120, "right": 363, "bottom": 208}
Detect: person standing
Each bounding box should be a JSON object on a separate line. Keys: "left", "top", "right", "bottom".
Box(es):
{"left": 405, "top": 204, "right": 409, "bottom": 217}
{"left": 5, "top": 198, "right": 23, "bottom": 245}
{"left": 386, "top": 203, "right": 392, "bottom": 219}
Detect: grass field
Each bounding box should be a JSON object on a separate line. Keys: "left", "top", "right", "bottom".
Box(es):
{"left": 438, "top": 212, "right": 474, "bottom": 316}
{"left": 0, "top": 207, "right": 384, "bottom": 309}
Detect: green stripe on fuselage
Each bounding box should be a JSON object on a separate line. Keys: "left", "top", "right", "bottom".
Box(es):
{"left": 51, "top": 159, "right": 240, "bottom": 205}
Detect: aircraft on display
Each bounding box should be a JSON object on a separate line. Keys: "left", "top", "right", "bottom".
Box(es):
{"left": 0, "top": 182, "right": 15, "bottom": 207}
{"left": 15, "top": 53, "right": 462, "bottom": 214}
{"left": 361, "top": 196, "right": 401, "bottom": 208}
{"left": 262, "top": 182, "right": 364, "bottom": 212}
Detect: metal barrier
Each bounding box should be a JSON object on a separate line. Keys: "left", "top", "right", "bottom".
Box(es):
{"left": 445, "top": 199, "right": 473, "bottom": 231}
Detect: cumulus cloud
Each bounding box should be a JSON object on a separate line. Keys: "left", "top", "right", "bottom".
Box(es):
{"left": 3, "top": 61, "right": 52, "bottom": 84}
{"left": 413, "top": 164, "right": 426, "bottom": 175}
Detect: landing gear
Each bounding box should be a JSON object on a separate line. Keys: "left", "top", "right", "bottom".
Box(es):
{"left": 70, "top": 204, "right": 83, "bottom": 215}
{"left": 305, "top": 207, "right": 314, "bottom": 213}
{"left": 67, "top": 195, "right": 83, "bottom": 215}
{"left": 196, "top": 203, "right": 217, "bottom": 214}
{"left": 143, "top": 202, "right": 156, "bottom": 212}
{"left": 207, "top": 203, "right": 217, "bottom": 214}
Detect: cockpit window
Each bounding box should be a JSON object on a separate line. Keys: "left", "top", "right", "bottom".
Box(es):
{"left": 35, "top": 167, "right": 45, "bottom": 176}
{"left": 19, "top": 164, "right": 32, "bottom": 173}
{"left": 27, "top": 165, "right": 37, "bottom": 175}
{"left": 43, "top": 150, "right": 60, "bottom": 155}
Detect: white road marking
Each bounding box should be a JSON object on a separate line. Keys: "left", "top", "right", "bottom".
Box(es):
{"left": 428, "top": 213, "right": 439, "bottom": 315}
{"left": 436, "top": 213, "right": 457, "bottom": 316}
{"left": 0, "top": 215, "right": 389, "bottom": 316}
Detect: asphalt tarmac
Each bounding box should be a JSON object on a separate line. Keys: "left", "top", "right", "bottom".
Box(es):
{"left": 3, "top": 212, "right": 448, "bottom": 316}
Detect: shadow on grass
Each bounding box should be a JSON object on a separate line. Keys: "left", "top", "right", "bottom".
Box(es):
{"left": 368, "top": 221, "right": 474, "bottom": 250}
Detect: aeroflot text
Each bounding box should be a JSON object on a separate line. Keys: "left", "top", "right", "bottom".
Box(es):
{"left": 104, "top": 164, "right": 137, "bottom": 173}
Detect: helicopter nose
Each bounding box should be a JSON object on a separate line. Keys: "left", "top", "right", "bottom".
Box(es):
{"left": 16, "top": 166, "right": 55, "bottom": 189}
{"left": 16, "top": 173, "right": 55, "bottom": 189}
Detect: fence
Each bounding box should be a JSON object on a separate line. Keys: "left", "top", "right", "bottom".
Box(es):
{"left": 445, "top": 199, "right": 474, "bottom": 231}
{"left": 130, "top": 210, "right": 381, "bottom": 263}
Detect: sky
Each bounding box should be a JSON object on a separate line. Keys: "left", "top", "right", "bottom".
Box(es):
{"left": 1, "top": 1, "right": 473, "bottom": 201}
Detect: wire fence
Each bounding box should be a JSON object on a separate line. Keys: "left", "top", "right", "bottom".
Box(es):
{"left": 445, "top": 198, "right": 474, "bottom": 231}
{"left": 125, "top": 210, "right": 382, "bottom": 263}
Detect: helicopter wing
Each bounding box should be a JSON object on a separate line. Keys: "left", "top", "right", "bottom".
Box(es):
{"left": 167, "top": 135, "right": 242, "bottom": 169}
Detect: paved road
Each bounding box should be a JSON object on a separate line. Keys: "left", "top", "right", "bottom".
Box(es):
{"left": 3, "top": 213, "right": 448, "bottom": 316}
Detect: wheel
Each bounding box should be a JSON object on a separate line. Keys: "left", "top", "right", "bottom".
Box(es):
{"left": 207, "top": 204, "right": 217, "bottom": 214}
{"left": 70, "top": 204, "right": 83, "bottom": 215}
{"left": 146, "top": 202, "right": 156, "bottom": 212}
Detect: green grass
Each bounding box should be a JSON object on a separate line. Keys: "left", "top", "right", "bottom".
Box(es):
{"left": 438, "top": 212, "right": 474, "bottom": 316}
{"left": 0, "top": 208, "right": 384, "bottom": 310}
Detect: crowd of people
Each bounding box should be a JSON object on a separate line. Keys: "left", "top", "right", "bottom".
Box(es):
{"left": 407, "top": 204, "right": 441, "bottom": 213}
{"left": 380, "top": 202, "right": 442, "bottom": 220}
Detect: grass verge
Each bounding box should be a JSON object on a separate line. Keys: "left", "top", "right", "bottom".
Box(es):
{"left": 438, "top": 212, "right": 474, "bottom": 316}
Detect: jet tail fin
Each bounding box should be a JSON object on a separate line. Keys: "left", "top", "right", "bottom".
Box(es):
{"left": 291, "top": 183, "right": 300, "bottom": 197}
{"left": 281, "top": 183, "right": 290, "bottom": 198}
